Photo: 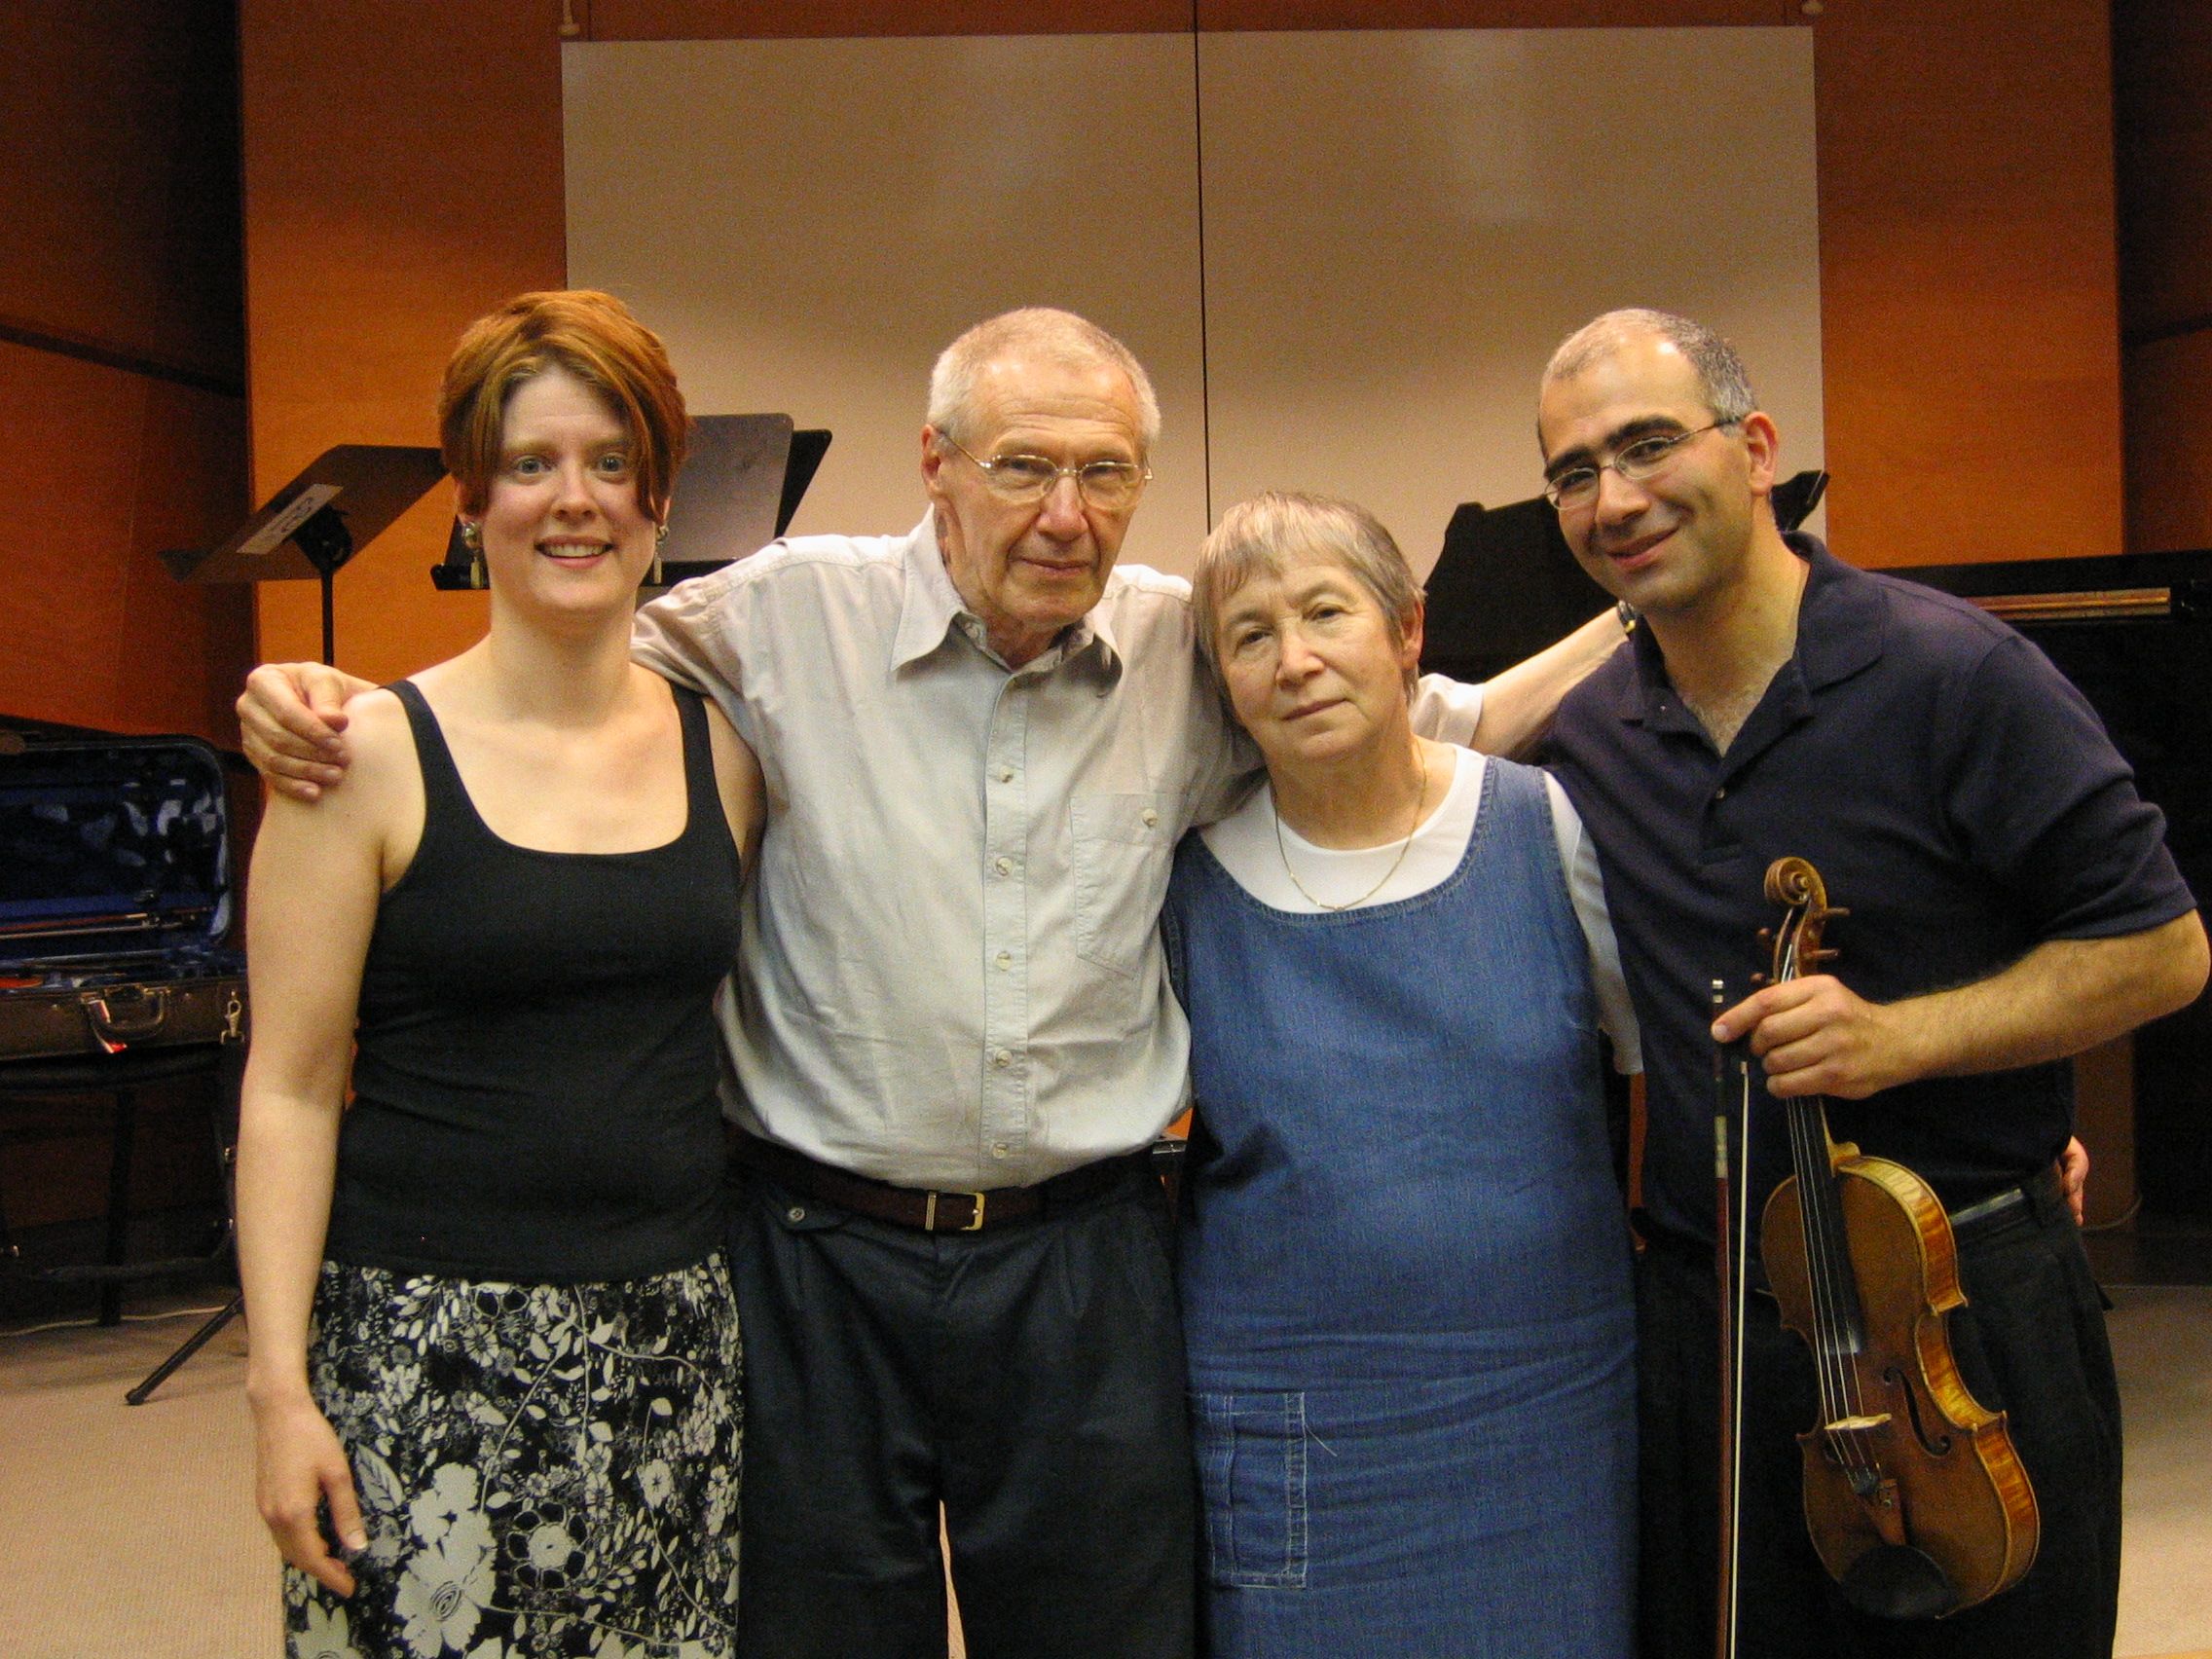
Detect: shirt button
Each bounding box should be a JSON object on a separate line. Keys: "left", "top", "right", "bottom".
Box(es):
{"left": 992, "top": 1048, "right": 1013, "bottom": 1069}
{"left": 991, "top": 1141, "right": 1011, "bottom": 1159}
{"left": 995, "top": 950, "right": 1012, "bottom": 970}
{"left": 995, "top": 765, "right": 1014, "bottom": 783}
{"left": 1714, "top": 787, "right": 1728, "bottom": 800}
{"left": 994, "top": 856, "right": 1013, "bottom": 876}
{"left": 787, "top": 1206, "right": 807, "bottom": 1224}
{"left": 1141, "top": 808, "right": 1159, "bottom": 829}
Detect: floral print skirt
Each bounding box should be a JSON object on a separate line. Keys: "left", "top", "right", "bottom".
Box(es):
{"left": 285, "top": 1253, "right": 742, "bottom": 1659}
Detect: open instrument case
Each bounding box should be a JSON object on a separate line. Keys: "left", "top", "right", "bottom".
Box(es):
{"left": 0, "top": 731, "right": 247, "bottom": 1058}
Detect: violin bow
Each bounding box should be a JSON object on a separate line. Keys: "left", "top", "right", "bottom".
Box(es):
{"left": 1714, "top": 977, "right": 1755, "bottom": 1659}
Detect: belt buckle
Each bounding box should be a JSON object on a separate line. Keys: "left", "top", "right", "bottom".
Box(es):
{"left": 923, "top": 1190, "right": 988, "bottom": 1232}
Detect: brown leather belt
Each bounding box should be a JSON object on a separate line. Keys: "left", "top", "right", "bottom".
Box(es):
{"left": 727, "top": 1131, "right": 1152, "bottom": 1234}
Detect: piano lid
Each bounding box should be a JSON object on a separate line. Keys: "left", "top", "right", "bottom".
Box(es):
{"left": 1886, "top": 548, "right": 2212, "bottom": 624}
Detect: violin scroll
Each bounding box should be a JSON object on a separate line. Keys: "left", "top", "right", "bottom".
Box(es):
{"left": 1764, "top": 856, "right": 1848, "bottom": 985}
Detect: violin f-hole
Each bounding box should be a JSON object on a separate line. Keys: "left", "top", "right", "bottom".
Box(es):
{"left": 1885, "top": 1364, "right": 1958, "bottom": 1457}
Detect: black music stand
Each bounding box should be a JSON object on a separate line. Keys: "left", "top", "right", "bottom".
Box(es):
{"left": 428, "top": 416, "right": 831, "bottom": 591}
{"left": 166, "top": 445, "right": 448, "bottom": 664}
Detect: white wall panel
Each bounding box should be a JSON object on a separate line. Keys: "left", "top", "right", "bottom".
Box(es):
{"left": 1198, "top": 27, "right": 1822, "bottom": 571}
{"left": 564, "top": 28, "right": 1819, "bottom": 580}
{"left": 563, "top": 36, "right": 1209, "bottom": 572}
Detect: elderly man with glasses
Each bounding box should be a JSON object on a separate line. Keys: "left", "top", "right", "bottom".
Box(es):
{"left": 236, "top": 306, "right": 1617, "bottom": 1659}
{"left": 1537, "top": 308, "right": 2207, "bottom": 1659}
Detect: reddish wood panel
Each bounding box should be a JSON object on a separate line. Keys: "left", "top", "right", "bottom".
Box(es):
{"left": 590, "top": 0, "right": 1190, "bottom": 37}
{"left": 2, "top": 342, "right": 252, "bottom": 742}
{"left": 2115, "top": 0, "right": 2210, "bottom": 558}
{"left": 240, "top": 0, "right": 564, "bottom": 680}
{"left": 2122, "top": 330, "right": 2212, "bottom": 555}
{"left": 0, "top": 0, "right": 243, "bottom": 386}
{"left": 1812, "top": 0, "right": 2122, "bottom": 567}
{"left": 2116, "top": 0, "right": 2212, "bottom": 338}
{"left": 116, "top": 379, "right": 258, "bottom": 739}
{"left": 590, "top": 0, "right": 1793, "bottom": 34}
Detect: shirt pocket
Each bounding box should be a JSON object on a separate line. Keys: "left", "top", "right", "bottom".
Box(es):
{"left": 1190, "top": 1390, "right": 1309, "bottom": 1589}
{"left": 1068, "top": 790, "right": 1181, "bottom": 978}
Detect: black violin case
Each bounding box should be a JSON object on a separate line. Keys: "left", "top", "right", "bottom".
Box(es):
{"left": 0, "top": 731, "right": 247, "bottom": 1060}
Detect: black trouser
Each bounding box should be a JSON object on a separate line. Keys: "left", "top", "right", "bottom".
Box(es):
{"left": 1637, "top": 1175, "right": 2121, "bottom": 1659}
{"left": 727, "top": 1161, "right": 1198, "bottom": 1659}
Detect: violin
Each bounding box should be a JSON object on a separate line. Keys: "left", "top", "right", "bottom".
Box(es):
{"left": 1724, "top": 856, "right": 2040, "bottom": 1629}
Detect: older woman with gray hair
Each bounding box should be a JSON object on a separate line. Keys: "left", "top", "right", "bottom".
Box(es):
{"left": 1161, "top": 491, "right": 1641, "bottom": 1656}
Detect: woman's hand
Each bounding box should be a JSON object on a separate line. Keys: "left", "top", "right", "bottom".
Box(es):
{"left": 250, "top": 1387, "right": 368, "bottom": 1596}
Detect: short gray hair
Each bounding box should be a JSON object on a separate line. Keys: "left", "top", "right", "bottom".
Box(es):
{"left": 927, "top": 308, "right": 1161, "bottom": 456}
{"left": 1194, "top": 492, "right": 1423, "bottom": 694}
{"left": 1542, "top": 308, "right": 1756, "bottom": 428}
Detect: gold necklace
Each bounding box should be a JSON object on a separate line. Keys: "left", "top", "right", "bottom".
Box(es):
{"left": 1272, "top": 756, "right": 1431, "bottom": 912}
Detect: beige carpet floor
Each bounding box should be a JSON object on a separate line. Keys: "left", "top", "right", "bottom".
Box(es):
{"left": 2, "top": 1283, "right": 2206, "bottom": 1657}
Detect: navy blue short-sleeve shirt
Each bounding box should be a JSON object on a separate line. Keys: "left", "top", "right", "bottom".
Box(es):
{"left": 1547, "top": 535, "right": 2195, "bottom": 1246}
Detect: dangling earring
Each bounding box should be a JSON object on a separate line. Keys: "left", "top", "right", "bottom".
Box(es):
{"left": 650, "top": 520, "right": 668, "bottom": 587}
{"left": 460, "top": 520, "right": 487, "bottom": 590}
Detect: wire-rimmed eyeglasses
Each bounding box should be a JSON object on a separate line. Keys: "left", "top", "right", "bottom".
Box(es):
{"left": 1542, "top": 418, "right": 1740, "bottom": 510}
{"left": 939, "top": 435, "right": 1151, "bottom": 512}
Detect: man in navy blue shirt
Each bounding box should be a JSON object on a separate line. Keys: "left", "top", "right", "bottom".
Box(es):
{"left": 1539, "top": 309, "right": 2207, "bottom": 1659}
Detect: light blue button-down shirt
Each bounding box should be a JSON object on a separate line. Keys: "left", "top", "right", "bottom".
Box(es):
{"left": 633, "top": 515, "right": 1484, "bottom": 1190}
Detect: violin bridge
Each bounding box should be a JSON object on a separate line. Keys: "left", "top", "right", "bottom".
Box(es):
{"left": 1827, "top": 1413, "right": 1893, "bottom": 1434}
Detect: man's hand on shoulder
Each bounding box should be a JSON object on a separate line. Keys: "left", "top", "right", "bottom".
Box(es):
{"left": 1712, "top": 975, "right": 1917, "bottom": 1101}
{"left": 238, "top": 663, "right": 376, "bottom": 801}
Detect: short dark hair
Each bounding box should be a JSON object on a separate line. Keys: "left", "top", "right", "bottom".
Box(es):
{"left": 1542, "top": 308, "right": 1755, "bottom": 428}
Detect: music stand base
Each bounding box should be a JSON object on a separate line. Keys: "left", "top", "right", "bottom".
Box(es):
{"left": 126, "top": 1291, "right": 243, "bottom": 1406}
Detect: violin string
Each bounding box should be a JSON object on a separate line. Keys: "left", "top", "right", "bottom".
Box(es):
{"left": 1778, "top": 924, "right": 1835, "bottom": 1438}
{"left": 1782, "top": 919, "right": 1875, "bottom": 1488}
{"left": 1802, "top": 1090, "right": 1870, "bottom": 1484}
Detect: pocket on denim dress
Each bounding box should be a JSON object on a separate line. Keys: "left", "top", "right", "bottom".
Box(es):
{"left": 1190, "top": 1391, "right": 1309, "bottom": 1588}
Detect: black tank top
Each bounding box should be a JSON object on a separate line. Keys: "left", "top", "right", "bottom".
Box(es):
{"left": 326, "top": 679, "right": 743, "bottom": 1282}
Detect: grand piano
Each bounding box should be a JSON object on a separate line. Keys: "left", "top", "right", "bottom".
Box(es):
{"left": 1419, "top": 486, "right": 2212, "bottom": 1221}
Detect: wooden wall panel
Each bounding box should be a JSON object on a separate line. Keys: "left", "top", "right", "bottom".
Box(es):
{"left": 2116, "top": 0, "right": 2212, "bottom": 338}
{"left": 1, "top": 342, "right": 252, "bottom": 740}
{"left": 1, "top": 0, "right": 243, "bottom": 386}
{"left": 3, "top": 0, "right": 252, "bottom": 745}
{"left": 240, "top": 0, "right": 2130, "bottom": 682}
{"left": 2115, "top": 0, "right": 2211, "bottom": 557}
{"left": 240, "top": 0, "right": 564, "bottom": 681}
{"left": 117, "top": 381, "right": 259, "bottom": 738}
{"left": 10, "top": 344, "right": 145, "bottom": 728}
{"left": 2122, "top": 330, "right": 2212, "bottom": 556}
{"left": 590, "top": 0, "right": 1189, "bottom": 37}
{"left": 1810, "top": 0, "right": 2122, "bottom": 568}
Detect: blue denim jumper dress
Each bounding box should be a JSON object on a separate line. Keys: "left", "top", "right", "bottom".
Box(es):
{"left": 1163, "top": 757, "right": 1636, "bottom": 1657}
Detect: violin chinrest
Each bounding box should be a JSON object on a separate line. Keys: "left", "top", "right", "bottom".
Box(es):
{"left": 1838, "top": 1540, "right": 1956, "bottom": 1621}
